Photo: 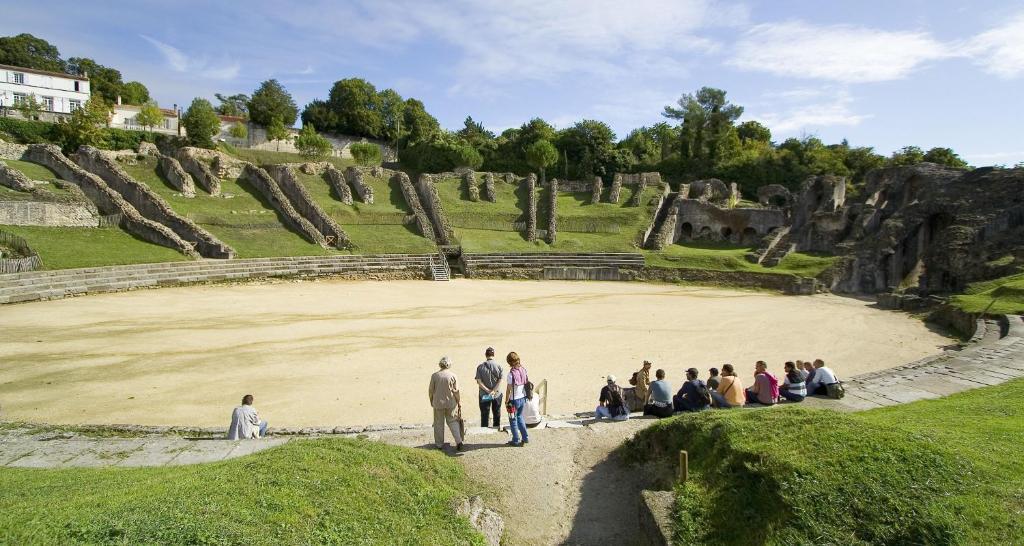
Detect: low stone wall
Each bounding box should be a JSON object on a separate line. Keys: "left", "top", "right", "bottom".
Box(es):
{"left": 0, "top": 201, "right": 98, "bottom": 227}
{"left": 175, "top": 148, "right": 221, "bottom": 196}
{"left": 546, "top": 178, "right": 558, "bottom": 244}
{"left": 526, "top": 174, "right": 538, "bottom": 241}
{"left": 629, "top": 173, "right": 649, "bottom": 207}
{"left": 0, "top": 141, "right": 28, "bottom": 160}
{"left": 591, "top": 176, "right": 602, "bottom": 204}
{"left": 73, "top": 147, "right": 235, "bottom": 259}
{"left": 608, "top": 173, "right": 623, "bottom": 204}
{"left": 393, "top": 172, "right": 436, "bottom": 241}
{"left": 640, "top": 184, "right": 670, "bottom": 247}
{"left": 25, "top": 144, "right": 199, "bottom": 258}
{"left": 157, "top": 155, "right": 196, "bottom": 197}
{"left": 0, "top": 161, "right": 35, "bottom": 192}
{"left": 324, "top": 165, "right": 353, "bottom": 204}
{"left": 543, "top": 266, "right": 623, "bottom": 281}
{"left": 646, "top": 192, "right": 681, "bottom": 250}
{"left": 241, "top": 163, "right": 327, "bottom": 247}
{"left": 464, "top": 170, "right": 480, "bottom": 202}
{"left": 641, "top": 266, "right": 805, "bottom": 293}
{"left": 483, "top": 172, "right": 496, "bottom": 202}
{"left": 415, "top": 174, "right": 454, "bottom": 245}
{"left": 344, "top": 166, "right": 374, "bottom": 204}
{"left": 267, "top": 165, "right": 351, "bottom": 249}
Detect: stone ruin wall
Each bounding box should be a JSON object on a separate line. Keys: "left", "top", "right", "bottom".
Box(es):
{"left": 344, "top": 167, "right": 374, "bottom": 204}
{"left": 393, "top": 172, "right": 436, "bottom": 242}
{"left": 671, "top": 199, "right": 786, "bottom": 245}
{"left": 240, "top": 163, "right": 328, "bottom": 247}
{"left": 591, "top": 176, "right": 603, "bottom": 204}
{"left": 607, "top": 173, "right": 623, "bottom": 204}
{"left": 0, "top": 201, "right": 98, "bottom": 227}
{"left": 324, "top": 165, "right": 353, "bottom": 204}
{"left": 546, "top": 179, "right": 558, "bottom": 244}
{"left": 414, "top": 174, "right": 454, "bottom": 245}
{"left": 526, "top": 173, "right": 538, "bottom": 241}
{"left": 483, "top": 173, "right": 496, "bottom": 202}
{"left": 72, "top": 146, "right": 234, "bottom": 259}
{"left": 0, "top": 161, "right": 36, "bottom": 192}
{"left": 175, "top": 148, "right": 222, "bottom": 196}
{"left": 266, "top": 165, "right": 351, "bottom": 249}
{"left": 0, "top": 141, "right": 28, "bottom": 161}
{"left": 25, "top": 144, "right": 200, "bottom": 258}
{"left": 463, "top": 170, "right": 481, "bottom": 202}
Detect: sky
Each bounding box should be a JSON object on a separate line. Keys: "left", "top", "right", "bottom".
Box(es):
{"left": 3, "top": 0, "right": 1024, "bottom": 166}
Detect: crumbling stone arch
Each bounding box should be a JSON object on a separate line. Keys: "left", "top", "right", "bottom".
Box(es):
{"left": 720, "top": 226, "right": 733, "bottom": 242}
{"left": 741, "top": 226, "right": 758, "bottom": 245}
{"left": 679, "top": 222, "right": 693, "bottom": 240}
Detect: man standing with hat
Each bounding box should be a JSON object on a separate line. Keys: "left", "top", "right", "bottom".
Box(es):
{"left": 474, "top": 347, "right": 504, "bottom": 429}
{"left": 429, "top": 355, "right": 464, "bottom": 451}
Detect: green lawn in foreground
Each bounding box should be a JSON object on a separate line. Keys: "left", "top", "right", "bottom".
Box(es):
{"left": 624, "top": 378, "right": 1024, "bottom": 545}
{"left": 120, "top": 157, "right": 333, "bottom": 258}
{"left": 950, "top": 270, "right": 1024, "bottom": 314}
{"left": 644, "top": 241, "right": 837, "bottom": 278}
{"left": 0, "top": 225, "right": 187, "bottom": 269}
{"left": 0, "top": 438, "right": 483, "bottom": 545}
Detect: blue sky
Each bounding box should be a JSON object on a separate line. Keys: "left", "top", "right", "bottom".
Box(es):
{"left": 4, "top": 1, "right": 1023, "bottom": 165}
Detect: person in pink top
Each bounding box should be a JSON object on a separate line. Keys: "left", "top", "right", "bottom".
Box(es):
{"left": 745, "top": 360, "right": 779, "bottom": 405}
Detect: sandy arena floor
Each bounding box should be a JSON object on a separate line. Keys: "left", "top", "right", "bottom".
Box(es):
{"left": 0, "top": 279, "right": 952, "bottom": 427}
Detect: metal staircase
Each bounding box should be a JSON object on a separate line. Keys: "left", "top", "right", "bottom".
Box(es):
{"left": 429, "top": 251, "right": 450, "bottom": 281}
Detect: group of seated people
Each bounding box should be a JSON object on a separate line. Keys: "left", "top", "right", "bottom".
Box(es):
{"left": 595, "top": 358, "right": 843, "bottom": 420}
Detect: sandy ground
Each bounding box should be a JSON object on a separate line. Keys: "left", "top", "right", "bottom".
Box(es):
{"left": 0, "top": 279, "right": 952, "bottom": 427}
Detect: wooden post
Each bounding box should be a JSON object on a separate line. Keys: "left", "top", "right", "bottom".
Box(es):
{"left": 678, "top": 450, "right": 688, "bottom": 483}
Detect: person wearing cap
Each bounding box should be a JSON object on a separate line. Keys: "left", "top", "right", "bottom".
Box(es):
{"left": 428, "top": 356, "right": 464, "bottom": 451}
{"left": 474, "top": 347, "right": 504, "bottom": 428}
{"left": 596, "top": 374, "right": 629, "bottom": 420}
{"left": 631, "top": 360, "right": 653, "bottom": 411}
{"left": 674, "top": 368, "right": 711, "bottom": 412}
{"left": 644, "top": 369, "right": 674, "bottom": 418}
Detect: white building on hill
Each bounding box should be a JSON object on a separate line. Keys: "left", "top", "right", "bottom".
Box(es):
{"left": 0, "top": 63, "right": 90, "bottom": 115}
{"left": 111, "top": 99, "right": 181, "bottom": 135}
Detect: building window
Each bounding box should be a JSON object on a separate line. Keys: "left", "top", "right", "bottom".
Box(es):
{"left": 74, "top": 81, "right": 80, "bottom": 92}
{"left": 13, "top": 72, "right": 25, "bottom": 84}
{"left": 13, "top": 92, "right": 27, "bottom": 106}
{"left": 41, "top": 96, "right": 54, "bottom": 111}
{"left": 69, "top": 99, "right": 82, "bottom": 111}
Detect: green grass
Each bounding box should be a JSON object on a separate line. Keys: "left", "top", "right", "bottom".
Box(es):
{"left": 120, "top": 157, "right": 333, "bottom": 259}
{"left": 3, "top": 159, "right": 60, "bottom": 182}
{"left": 644, "top": 242, "right": 837, "bottom": 278}
{"left": 434, "top": 175, "right": 524, "bottom": 229}
{"left": 624, "top": 378, "right": 1024, "bottom": 545}
{"left": 0, "top": 438, "right": 483, "bottom": 545}
{"left": 950, "top": 271, "right": 1024, "bottom": 314}
{"left": 0, "top": 225, "right": 187, "bottom": 269}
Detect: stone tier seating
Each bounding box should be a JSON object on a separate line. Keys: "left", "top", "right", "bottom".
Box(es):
{"left": 0, "top": 255, "right": 434, "bottom": 304}
{"left": 462, "top": 252, "right": 645, "bottom": 275}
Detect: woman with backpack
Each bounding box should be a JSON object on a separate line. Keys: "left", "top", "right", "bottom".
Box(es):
{"left": 504, "top": 352, "right": 531, "bottom": 447}
{"left": 596, "top": 375, "right": 630, "bottom": 420}
{"left": 745, "top": 360, "right": 780, "bottom": 405}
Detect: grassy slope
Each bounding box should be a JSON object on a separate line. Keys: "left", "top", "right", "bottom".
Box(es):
{"left": 120, "top": 157, "right": 333, "bottom": 258}
{"left": 0, "top": 225, "right": 186, "bottom": 269}
{"left": 3, "top": 159, "right": 60, "bottom": 182}
{"left": 950, "top": 271, "right": 1024, "bottom": 314}
{"left": 645, "top": 241, "right": 837, "bottom": 278}
{"left": 217, "top": 144, "right": 355, "bottom": 172}
{"left": 624, "top": 378, "right": 1024, "bottom": 545}
{"left": 0, "top": 438, "right": 483, "bottom": 545}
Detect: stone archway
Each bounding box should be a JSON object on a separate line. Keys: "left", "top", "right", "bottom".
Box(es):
{"left": 720, "top": 226, "right": 733, "bottom": 242}
{"left": 679, "top": 222, "right": 693, "bottom": 241}
{"left": 741, "top": 227, "right": 758, "bottom": 245}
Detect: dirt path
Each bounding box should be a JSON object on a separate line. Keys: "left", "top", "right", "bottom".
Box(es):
{"left": 383, "top": 418, "right": 659, "bottom": 545}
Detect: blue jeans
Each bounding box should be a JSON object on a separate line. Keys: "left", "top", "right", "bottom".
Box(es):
{"left": 779, "top": 390, "right": 805, "bottom": 402}
{"left": 510, "top": 398, "right": 528, "bottom": 443}
{"left": 259, "top": 421, "right": 268, "bottom": 438}
{"left": 710, "top": 391, "right": 736, "bottom": 408}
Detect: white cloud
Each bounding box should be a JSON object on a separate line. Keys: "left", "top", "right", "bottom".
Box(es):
{"left": 963, "top": 13, "right": 1024, "bottom": 78}
{"left": 752, "top": 88, "right": 871, "bottom": 135}
{"left": 729, "top": 21, "right": 953, "bottom": 83}
{"left": 140, "top": 35, "right": 240, "bottom": 81}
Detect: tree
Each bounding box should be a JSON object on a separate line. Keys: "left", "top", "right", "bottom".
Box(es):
{"left": 350, "top": 142, "right": 382, "bottom": 166}
{"left": 0, "top": 33, "right": 65, "bottom": 72}
{"left": 663, "top": 87, "right": 744, "bottom": 175}
{"left": 55, "top": 97, "right": 110, "bottom": 151}
{"left": 14, "top": 94, "right": 44, "bottom": 120}
{"left": 247, "top": 79, "right": 298, "bottom": 127}
{"left": 557, "top": 120, "right": 616, "bottom": 179}
{"left": 327, "top": 78, "right": 383, "bottom": 138}
{"left": 65, "top": 57, "right": 124, "bottom": 104}
{"left": 266, "top": 117, "right": 290, "bottom": 151}
{"left": 300, "top": 99, "right": 336, "bottom": 132}
{"left": 294, "top": 124, "right": 332, "bottom": 160}
{"left": 228, "top": 122, "right": 248, "bottom": 139}
{"left": 377, "top": 88, "right": 405, "bottom": 145}
{"left": 120, "top": 81, "right": 150, "bottom": 105}
{"left": 402, "top": 98, "right": 440, "bottom": 145}
{"left": 181, "top": 98, "right": 221, "bottom": 148}
{"left": 889, "top": 146, "right": 925, "bottom": 167}
{"left": 923, "top": 147, "right": 969, "bottom": 169}
{"left": 135, "top": 101, "right": 164, "bottom": 133}
{"left": 525, "top": 139, "right": 558, "bottom": 184}
{"left": 737, "top": 120, "right": 771, "bottom": 144}
{"left": 215, "top": 93, "right": 250, "bottom": 118}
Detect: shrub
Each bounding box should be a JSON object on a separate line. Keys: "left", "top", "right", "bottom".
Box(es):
{"left": 228, "top": 122, "right": 247, "bottom": 139}
{"left": 181, "top": 98, "right": 221, "bottom": 148}
{"left": 349, "top": 141, "right": 381, "bottom": 166}
{"left": 294, "top": 124, "right": 332, "bottom": 161}
{"left": 399, "top": 139, "right": 483, "bottom": 172}
{"left": 0, "top": 117, "right": 58, "bottom": 144}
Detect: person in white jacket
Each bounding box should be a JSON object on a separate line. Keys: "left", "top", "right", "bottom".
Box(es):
{"left": 227, "top": 394, "right": 268, "bottom": 440}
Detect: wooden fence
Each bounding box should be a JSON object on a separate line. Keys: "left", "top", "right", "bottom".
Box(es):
{"left": 0, "top": 230, "right": 42, "bottom": 273}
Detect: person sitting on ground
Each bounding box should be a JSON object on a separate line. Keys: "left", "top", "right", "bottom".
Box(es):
{"left": 429, "top": 356, "right": 464, "bottom": 452}
{"left": 802, "top": 360, "right": 817, "bottom": 388}
{"left": 227, "top": 394, "right": 267, "bottom": 440}
{"left": 596, "top": 375, "right": 629, "bottom": 421}
{"left": 630, "top": 360, "right": 653, "bottom": 412}
{"left": 475, "top": 347, "right": 504, "bottom": 429}
{"left": 707, "top": 367, "right": 721, "bottom": 391}
{"left": 779, "top": 361, "right": 808, "bottom": 403}
{"left": 673, "top": 368, "right": 711, "bottom": 412}
{"left": 504, "top": 352, "right": 531, "bottom": 446}
{"left": 644, "top": 369, "right": 674, "bottom": 418}
{"left": 710, "top": 364, "right": 745, "bottom": 408}
{"left": 745, "top": 360, "right": 779, "bottom": 406}
{"left": 807, "top": 359, "right": 842, "bottom": 396}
